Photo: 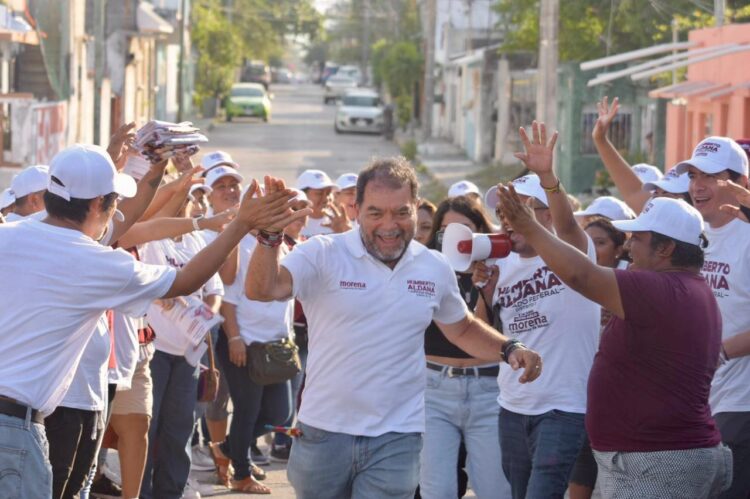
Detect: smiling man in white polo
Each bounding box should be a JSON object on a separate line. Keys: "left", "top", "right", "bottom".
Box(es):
{"left": 245, "top": 157, "right": 542, "bottom": 499}
{"left": 0, "top": 144, "right": 306, "bottom": 498}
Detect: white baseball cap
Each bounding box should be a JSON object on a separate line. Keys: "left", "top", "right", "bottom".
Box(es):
{"left": 632, "top": 163, "right": 663, "bottom": 184}
{"left": 0, "top": 188, "right": 14, "bottom": 209}
{"left": 47, "top": 144, "right": 136, "bottom": 201}
{"left": 204, "top": 165, "right": 244, "bottom": 188}
{"left": 201, "top": 151, "right": 238, "bottom": 172}
{"left": 574, "top": 196, "right": 635, "bottom": 221}
{"left": 448, "top": 180, "right": 481, "bottom": 198}
{"left": 642, "top": 167, "right": 690, "bottom": 194}
{"left": 188, "top": 183, "right": 212, "bottom": 201}
{"left": 334, "top": 173, "right": 358, "bottom": 191}
{"left": 291, "top": 188, "right": 311, "bottom": 204}
{"left": 485, "top": 174, "right": 549, "bottom": 210}
{"left": 10, "top": 165, "right": 49, "bottom": 198}
{"left": 675, "top": 137, "right": 749, "bottom": 177}
{"left": 612, "top": 197, "right": 704, "bottom": 246}
{"left": 297, "top": 169, "right": 334, "bottom": 190}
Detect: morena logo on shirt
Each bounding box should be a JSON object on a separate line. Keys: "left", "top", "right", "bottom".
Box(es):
{"left": 507, "top": 310, "right": 549, "bottom": 334}
{"left": 695, "top": 142, "right": 721, "bottom": 157}
{"left": 340, "top": 280, "right": 367, "bottom": 290}
{"left": 407, "top": 279, "right": 436, "bottom": 298}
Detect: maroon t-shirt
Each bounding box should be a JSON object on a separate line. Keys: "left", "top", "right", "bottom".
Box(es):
{"left": 586, "top": 269, "right": 722, "bottom": 452}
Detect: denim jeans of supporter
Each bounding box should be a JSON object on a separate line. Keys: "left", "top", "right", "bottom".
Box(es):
{"left": 140, "top": 350, "right": 199, "bottom": 499}
{"left": 420, "top": 367, "right": 511, "bottom": 499}
{"left": 715, "top": 411, "right": 750, "bottom": 499}
{"left": 288, "top": 421, "right": 422, "bottom": 499}
{"left": 499, "top": 407, "right": 586, "bottom": 499}
{"left": 0, "top": 412, "right": 52, "bottom": 499}
{"left": 593, "top": 444, "right": 732, "bottom": 499}
{"left": 215, "top": 333, "right": 292, "bottom": 479}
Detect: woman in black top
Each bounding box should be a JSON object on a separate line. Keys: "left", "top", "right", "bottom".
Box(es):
{"left": 419, "top": 196, "right": 511, "bottom": 499}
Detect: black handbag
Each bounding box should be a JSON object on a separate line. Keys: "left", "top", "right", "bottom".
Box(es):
{"left": 246, "top": 337, "right": 301, "bottom": 385}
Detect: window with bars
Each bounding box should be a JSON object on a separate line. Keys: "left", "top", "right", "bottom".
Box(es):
{"left": 580, "top": 112, "right": 632, "bottom": 154}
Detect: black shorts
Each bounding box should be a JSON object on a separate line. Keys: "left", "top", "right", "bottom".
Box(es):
{"left": 569, "top": 432, "right": 597, "bottom": 488}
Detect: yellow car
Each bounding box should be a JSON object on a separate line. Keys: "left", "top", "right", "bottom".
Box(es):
{"left": 226, "top": 83, "right": 271, "bottom": 122}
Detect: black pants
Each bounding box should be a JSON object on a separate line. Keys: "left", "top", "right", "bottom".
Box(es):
{"left": 45, "top": 407, "right": 101, "bottom": 499}
{"left": 716, "top": 411, "right": 750, "bottom": 499}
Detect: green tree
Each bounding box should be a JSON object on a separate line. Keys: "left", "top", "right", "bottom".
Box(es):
{"left": 192, "top": 1, "right": 241, "bottom": 102}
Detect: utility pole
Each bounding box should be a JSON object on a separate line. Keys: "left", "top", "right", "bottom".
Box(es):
{"left": 536, "top": 0, "right": 558, "bottom": 133}
{"left": 671, "top": 17, "right": 678, "bottom": 85}
{"left": 421, "top": 0, "right": 436, "bottom": 141}
{"left": 93, "top": 0, "right": 107, "bottom": 144}
{"left": 714, "top": 0, "right": 725, "bottom": 27}
{"left": 177, "top": 0, "right": 187, "bottom": 122}
{"left": 361, "top": 0, "right": 371, "bottom": 85}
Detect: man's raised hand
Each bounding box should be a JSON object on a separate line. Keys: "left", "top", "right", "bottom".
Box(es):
{"left": 514, "top": 121, "right": 558, "bottom": 178}
{"left": 719, "top": 179, "right": 750, "bottom": 223}
{"left": 236, "top": 176, "right": 312, "bottom": 233}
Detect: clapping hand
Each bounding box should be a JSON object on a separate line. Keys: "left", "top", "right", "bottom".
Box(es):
{"left": 496, "top": 183, "right": 537, "bottom": 235}
{"left": 237, "top": 176, "right": 312, "bottom": 233}
{"left": 719, "top": 179, "right": 750, "bottom": 223}
{"left": 322, "top": 202, "right": 353, "bottom": 233}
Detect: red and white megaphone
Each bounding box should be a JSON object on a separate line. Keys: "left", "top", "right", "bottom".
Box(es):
{"left": 442, "top": 223, "right": 512, "bottom": 272}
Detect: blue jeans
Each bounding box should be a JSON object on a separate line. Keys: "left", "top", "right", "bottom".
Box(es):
{"left": 216, "top": 333, "right": 292, "bottom": 479}
{"left": 140, "top": 350, "right": 199, "bottom": 499}
{"left": 0, "top": 412, "right": 51, "bottom": 498}
{"left": 420, "top": 367, "right": 511, "bottom": 499}
{"left": 499, "top": 408, "right": 586, "bottom": 499}
{"left": 288, "top": 422, "right": 422, "bottom": 499}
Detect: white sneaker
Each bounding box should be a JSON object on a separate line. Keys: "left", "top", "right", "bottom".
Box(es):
{"left": 186, "top": 477, "right": 217, "bottom": 497}
{"left": 191, "top": 445, "right": 216, "bottom": 471}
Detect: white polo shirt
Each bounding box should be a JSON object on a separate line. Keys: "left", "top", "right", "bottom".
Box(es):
{"left": 224, "top": 235, "right": 294, "bottom": 344}
{"left": 300, "top": 215, "right": 333, "bottom": 238}
{"left": 0, "top": 220, "right": 176, "bottom": 414}
{"left": 281, "top": 229, "right": 468, "bottom": 436}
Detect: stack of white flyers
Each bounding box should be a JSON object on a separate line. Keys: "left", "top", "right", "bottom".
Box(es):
{"left": 135, "top": 120, "right": 208, "bottom": 162}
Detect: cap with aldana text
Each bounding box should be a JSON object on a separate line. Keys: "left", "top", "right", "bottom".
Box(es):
{"left": 334, "top": 173, "right": 358, "bottom": 191}
{"left": 574, "top": 196, "right": 636, "bottom": 221}
{"left": 643, "top": 167, "right": 690, "bottom": 194}
{"left": 612, "top": 197, "right": 704, "bottom": 246}
{"left": 47, "top": 144, "right": 136, "bottom": 201}
{"left": 632, "top": 163, "right": 663, "bottom": 185}
{"left": 297, "top": 169, "right": 334, "bottom": 190}
{"left": 10, "top": 164, "right": 49, "bottom": 198}
{"left": 204, "top": 165, "right": 244, "bottom": 188}
{"left": 484, "top": 174, "right": 549, "bottom": 210}
{"left": 675, "top": 137, "right": 749, "bottom": 177}
{"left": 448, "top": 180, "right": 481, "bottom": 198}
{"left": 201, "top": 151, "right": 238, "bottom": 174}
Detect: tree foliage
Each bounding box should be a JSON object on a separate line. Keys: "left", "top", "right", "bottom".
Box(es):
{"left": 495, "top": 0, "right": 750, "bottom": 62}
{"left": 192, "top": 1, "right": 241, "bottom": 99}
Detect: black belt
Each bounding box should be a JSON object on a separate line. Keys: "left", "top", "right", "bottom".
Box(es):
{"left": 426, "top": 362, "right": 499, "bottom": 378}
{"left": 0, "top": 397, "right": 44, "bottom": 425}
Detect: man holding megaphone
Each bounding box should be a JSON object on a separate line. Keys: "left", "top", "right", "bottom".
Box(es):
{"left": 472, "top": 122, "right": 601, "bottom": 499}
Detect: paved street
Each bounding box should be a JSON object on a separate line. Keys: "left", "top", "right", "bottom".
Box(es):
{"left": 200, "top": 83, "right": 400, "bottom": 185}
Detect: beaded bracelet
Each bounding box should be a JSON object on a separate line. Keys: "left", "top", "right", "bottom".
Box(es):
{"left": 257, "top": 229, "right": 284, "bottom": 248}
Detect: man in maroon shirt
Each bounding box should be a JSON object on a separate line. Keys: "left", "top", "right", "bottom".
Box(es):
{"left": 496, "top": 186, "right": 732, "bottom": 498}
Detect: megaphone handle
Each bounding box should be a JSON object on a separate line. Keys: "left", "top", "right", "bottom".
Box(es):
{"left": 475, "top": 258, "right": 500, "bottom": 289}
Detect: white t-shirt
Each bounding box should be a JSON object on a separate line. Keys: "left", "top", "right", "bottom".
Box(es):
{"left": 141, "top": 232, "right": 223, "bottom": 356}
{"left": 492, "top": 238, "right": 600, "bottom": 415}
{"left": 60, "top": 314, "right": 110, "bottom": 411}
{"left": 0, "top": 220, "right": 176, "bottom": 414}
{"left": 109, "top": 313, "right": 149, "bottom": 389}
{"left": 281, "top": 229, "right": 468, "bottom": 436}
{"left": 224, "top": 236, "right": 294, "bottom": 344}
{"left": 300, "top": 215, "right": 333, "bottom": 238}
{"left": 704, "top": 219, "right": 750, "bottom": 414}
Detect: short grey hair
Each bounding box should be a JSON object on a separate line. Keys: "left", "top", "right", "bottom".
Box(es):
{"left": 356, "top": 156, "right": 419, "bottom": 205}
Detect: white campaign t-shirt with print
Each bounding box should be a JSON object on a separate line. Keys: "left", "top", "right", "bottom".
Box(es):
{"left": 704, "top": 219, "right": 750, "bottom": 414}
{"left": 493, "top": 238, "right": 600, "bottom": 415}
{"left": 300, "top": 216, "right": 333, "bottom": 238}
{"left": 0, "top": 220, "right": 176, "bottom": 414}
{"left": 281, "top": 230, "right": 468, "bottom": 436}
{"left": 61, "top": 314, "right": 111, "bottom": 411}
{"left": 140, "top": 232, "right": 223, "bottom": 357}
{"left": 224, "top": 236, "right": 293, "bottom": 344}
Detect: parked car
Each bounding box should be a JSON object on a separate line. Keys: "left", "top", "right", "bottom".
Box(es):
{"left": 272, "top": 68, "right": 293, "bottom": 84}
{"left": 334, "top": 89, "right": 384, "bottom": 134}
{"left": 240, "top": 61, "right": 271, "bottom": 90}
{"left": 324, "top": 75, "right": 357, "bottom": 104}
{"left": 320, "top": 62, "right": 339, "bottom": 84}
{"left": 225, "top": 83, "right": 271, "bottom": 122}
{"left": 337, "top": 65, "right": 363, "bottom": 85}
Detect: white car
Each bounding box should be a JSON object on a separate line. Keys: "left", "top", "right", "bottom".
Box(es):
{"left": 334, "top": 90, "right": 384, "bottom": 134}
{"left": 324, "top": 75, "right": 357, "bottom": 104}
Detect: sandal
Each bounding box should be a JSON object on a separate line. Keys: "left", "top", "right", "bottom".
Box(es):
{"left": 251, "top": 463, "right": 267, "bottom": 481}
{"left": 208, "top": 441, "right": 233, "bottom": 487}
{"left": 230, "top": 476, "right": 271, "bottom": 494}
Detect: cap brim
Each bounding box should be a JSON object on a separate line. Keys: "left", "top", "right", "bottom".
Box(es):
{"left": 335, "top": 182, "right": 357, "bottom": 191}
{"left": 611, "top": 219, "right": 647, "bottom": 233}
{"left": 208, "top": 172, "right": 244, "bottom": 187}
{"left": 642, "top": 179, "right": 688, "bottom": 194}
{"left": 114, "top": 172, "right": 137, "bottom": 198}
{"left": 675, "top": 157, "right": 726, "bottom": 175}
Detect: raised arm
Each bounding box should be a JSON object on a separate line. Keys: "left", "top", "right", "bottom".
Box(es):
{"left": 497, "top": 183, "right": 624, "bottom": 318}
{"left": 163, "top": 178, "right": 310, "bottom": 298}
{"left": 516, "top": 121, "right": 587, "bottom": 252}
{"left": 116, "top": 208, "right": 235, "bottom": 249}
{"left": 592, "top": 96, "right": 650, "bottom": 213}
